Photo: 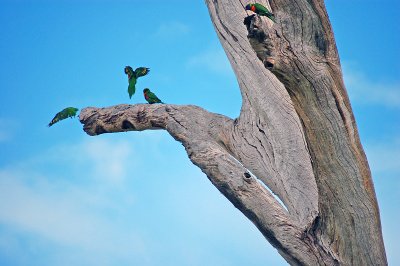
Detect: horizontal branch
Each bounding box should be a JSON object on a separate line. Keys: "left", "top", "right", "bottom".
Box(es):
{"left": 80, "top": 104, "right": 167, "bottom": 135}
{"left": 79, "top": 104, "right": 328, "bottom": 264}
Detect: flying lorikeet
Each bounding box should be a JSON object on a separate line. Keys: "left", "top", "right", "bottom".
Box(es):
{"left": 48, "top": 107, "right": 79, "bottom": 127}
{"left": 124, "top": 66, "right": 150, "bottom": 99}
{"left": 143, "top": 88, "right": 164, "bottom": 104}
{"left": 245, "top": 3, "right": 275, "bottom": 22}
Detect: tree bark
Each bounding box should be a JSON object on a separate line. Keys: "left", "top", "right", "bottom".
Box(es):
{"left": 79, "top": 0, "right": 387, "bottom": 265}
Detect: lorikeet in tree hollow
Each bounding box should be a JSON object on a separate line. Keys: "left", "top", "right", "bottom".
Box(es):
{"left": 48, "top": 107, "right": 79, "bottom": 127}
{"left": 124, "top": 66, "right": 150, "bottom": 98}
{"left": 143, "top": 88, "right": 164, "bottom": 104}
{"left": 245, "top": 3, "right": 275, "bottom": 22}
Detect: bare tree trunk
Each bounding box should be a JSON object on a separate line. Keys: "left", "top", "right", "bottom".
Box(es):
{"left": 79, "top": 0, "right": 387, "bottom": 265}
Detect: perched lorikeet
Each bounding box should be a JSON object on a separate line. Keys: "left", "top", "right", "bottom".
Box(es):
{"left": 245, "top": 3, "right": 275, "bottom": 22}
{"left": 48, "top": 107, "right": 79, "bottom": 127}
{"left": 143, "top": 88, "right": 164, "bottom": 104}
{"left": 124, "top": 66, "right": 150, "bottom": 99}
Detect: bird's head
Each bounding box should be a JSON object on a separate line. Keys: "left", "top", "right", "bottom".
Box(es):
{"left": 143, "top": 88, "right": 150, "bottom": 93}
{"left": 245, "top": 4, "right": 252, "bottom": 10}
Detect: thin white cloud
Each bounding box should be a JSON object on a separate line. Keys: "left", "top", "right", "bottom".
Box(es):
{"left": 153, "top": 21, "right": 190, "bottom": 39}
{"left": 187, "top": 47, "right": 232, "bottom": 75}
{"left": 82, "top": 139, "right": 133, "bottom": 185}
{"left": 0, "top": 137, "right": 150, "bottom": 263}
{"left": 21, "top": 138, "right": 137, "bottom": 187}
{"left": 2, "top": 174, "right": 99, "bottom": 248}
{"left": 0, "top": 132, "right": 286, "bottom": 265}
{"left": 364, "top": 137, "right": 400, "bottom": 174}
{"left": 343, "top": 62, "right": 400, "bottom": 108}
{"left": 0, "top": 118, "right": 18, "bottom": 142}
{"left": 0, "top": 170, "right": 147, "bottom": 257}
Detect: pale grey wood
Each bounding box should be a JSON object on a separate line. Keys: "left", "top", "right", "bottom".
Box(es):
{"left": 80, "top": 104, "right": 334, "bottom": 265}
{"left": 205, "top": 0, "right": 319, "bottom": 228}
{"left": 79, "top": 0, "right": 387, "bottom": 265}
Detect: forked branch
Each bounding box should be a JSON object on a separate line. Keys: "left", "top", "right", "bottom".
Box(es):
{"left": 80, "top": 104, "right": 326, "bottom": 264}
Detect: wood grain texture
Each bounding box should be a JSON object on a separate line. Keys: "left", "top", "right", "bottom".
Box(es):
{"left": 80, "top": 104, "right": 332, "bottom": 265}
{"left": 79, "top": 0, "right": 387, "bottom": 265}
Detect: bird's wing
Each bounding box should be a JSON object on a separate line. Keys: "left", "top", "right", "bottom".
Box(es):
{"left": 125, "top": 66, "right": 134, "bottom": 77}
{"left": 48, "top": 112, "right": 63, "bottom": 127}
{"left": 134, "top": 67, "right": 150, "bottom": 78}
{"left": 48, "top": 107, "right": 78, "bottom": 127}
{"left": 148, "top": 91, "right": 161, "bottom": 102}
{"left": 65, "top": 107, "right": 79, "bottom": 117}
{"left": 128, "top": 77, "right": 137, "bottom": 98}
{"left": 254, "top": 3, "right": 271, "bottom": 13}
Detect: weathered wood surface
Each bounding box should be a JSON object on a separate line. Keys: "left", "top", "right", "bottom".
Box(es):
{"left": 80, "top": 0, "right": 387, "bottom": 265}
{"left": 80, "top": 104, "right": 325, "bottom": 264}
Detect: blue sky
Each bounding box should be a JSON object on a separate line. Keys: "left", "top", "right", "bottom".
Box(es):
{"left": 0, "top": 0, "right": 398, "bottom": 265}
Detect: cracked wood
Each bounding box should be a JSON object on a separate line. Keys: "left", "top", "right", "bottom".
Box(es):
{"left": 79, "top": 0, "right": 387, "bottom": 265}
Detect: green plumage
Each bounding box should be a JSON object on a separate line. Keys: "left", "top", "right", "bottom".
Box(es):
{"left": 48, "top": 107, "right": 79, "bottom": 127}
{"left": 134, "top": 67, "right": 150, "bottom": 78}
{"left": 127, "top": 76, "right": 137, "bottom": 99}
{"left": 124, "top": 66, "right": 150, "bottom": 99}
{"left": 246, "top": 3, "right": 275, "bottom": 22}
{"left": 143, "top": 88, "right": 163, "bottom": 104}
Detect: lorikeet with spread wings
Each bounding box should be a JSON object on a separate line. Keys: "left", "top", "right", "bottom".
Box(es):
{"left": 48, "top": 107, "right": 79, "bottom": 127}
{"left": 143, "top": 88, "right": 164, "bottom": 104}
{"left": 245, "top": 3, "right": 275, "bottom": 22}
{"left": 124, "top": 66, "right": 150, "bottom": 98}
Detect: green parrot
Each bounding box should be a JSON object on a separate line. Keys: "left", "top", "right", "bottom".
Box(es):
{"left": 124, "top": 66, "right": 150, "bottom": 99}
{"left": 48, "top": 107, "right": 79, "bottom": 127}
{"left": 245, "top": 3, "right": 275, "bottom": 22}
{"left": 143, "top": 88, "right": 164, "bottom": 104}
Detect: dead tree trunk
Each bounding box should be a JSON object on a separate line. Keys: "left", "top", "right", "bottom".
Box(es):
{"left": 79, "top": 0, "right": 387, "bottom": 265}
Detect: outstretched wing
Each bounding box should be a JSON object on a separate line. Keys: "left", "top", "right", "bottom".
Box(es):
{"left": 48, "top": 107, "right": 79, "bottom": 127}
{"left": 134, "top": 67, "right": 150, "bottom": 78}
{"left": 124, "top": 66, "right": 134, "bottom": 78}
{"left": 128, "top": 76, "right": 137, "bottom": 98}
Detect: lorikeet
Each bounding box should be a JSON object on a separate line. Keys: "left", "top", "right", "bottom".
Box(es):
{"left": 143, "top": 88, "right": 164, "bottom": 104}
{"left": 48, "top": 107, "right": 79, "bottom": 127}
{"left": 245, "top": 3, "right": 275, "bottom": 22}
{"left": 124, "top": 66, "right": 150, "bottom": 98}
